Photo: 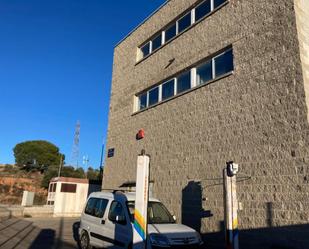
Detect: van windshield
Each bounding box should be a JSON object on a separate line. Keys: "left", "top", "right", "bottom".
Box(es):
{"left": 127, "top": 201, "right": 175, "bottom": 224}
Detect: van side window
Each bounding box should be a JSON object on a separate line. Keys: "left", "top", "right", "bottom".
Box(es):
{"left": 85, "top": 198, "right": 109, "bottom": 218}
{"left": 94, "top": 199, "right": 109, "bottom": 218}
{"left": 108, "top": 201, "right": 125, "bottom": 222}
{"left": 85, "top": 198, "right": 96, "bottom": 215}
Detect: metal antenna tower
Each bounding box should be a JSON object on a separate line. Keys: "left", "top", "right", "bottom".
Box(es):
{"left": 70, "top": 120, "right": 80, "bottom": 168}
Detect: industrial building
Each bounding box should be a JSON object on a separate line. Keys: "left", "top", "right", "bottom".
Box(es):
{"left": 103, "top": 0, "right": 309, "bottom": 248}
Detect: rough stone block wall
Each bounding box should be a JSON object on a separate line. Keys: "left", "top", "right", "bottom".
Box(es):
{"left": 104, "top": 0, "right": 309, "bottom": 248}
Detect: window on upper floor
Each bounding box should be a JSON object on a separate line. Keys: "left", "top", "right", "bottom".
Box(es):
{"left": 214, "top": 0, "right": 227, "bottom": 9}
{"left": 177, "top": 12, "right": 192, "bottom": 34}
{"left": 196, "top": 60, "right": 213, "bottom": 85}
{"left": 148, "top": 86, "right": 159, "bottom": 106}
{"left": 177, "top": 71, "right": 191, "bottom": 94}
{"left": 135, "top": 47, "right": 233, "bottom": 112}
{"left": 141, "top": 42, "right": 151, "bottom": 58}
{"left": 139, "top": 92, "right": 147, "bottom": 111}
{"left": 137, "top": 0, "right": 229, "bottom": 61}
{"left": 162, "top": 79, "right": 175, "bottom": 101}
{"left": 165, "top": 23, "right": 177, "bottom": 43}
{"left": 214, "top": 49, "right": 233, "bottom": 77}
{"left": 152, "top": 34, "right": 162, "bottom": 52}
{"left": 195, "top": 0, "right": 211, "bottom": 22}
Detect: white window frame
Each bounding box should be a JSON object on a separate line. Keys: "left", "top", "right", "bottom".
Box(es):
{"left": 210, "top": 0, "right": 214, "bottom": 11}
{"left": 212, "top": 58, "right": 216, "bottom": 79}
{"left": 191, "top": 8, "right": 195, "bottom": 26}
{"left": 158, "top": 84, "right": 163, "bottom": 102}
{"left": 191, "top": 68, "right": 197, "bottom": 88}
{"left": 146, "top": 91, "right": 150, "bottom": 108}
{"left": 174, "top": 77, "right": 178, "bottom": 95}
{"left": 149, "top": 41, "right": 153, "bottom": 54}
{"left": 162, "top": 31, "right": 166, "bottom": 45}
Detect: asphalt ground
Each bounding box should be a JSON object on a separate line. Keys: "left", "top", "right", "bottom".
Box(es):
{"left": 0, "top": 217, "right": 80, "bottom": 249}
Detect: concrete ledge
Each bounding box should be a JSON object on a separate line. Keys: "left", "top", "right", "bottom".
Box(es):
{"left": 24, "top": 206, "right": 54, "bottom": 218}
{"left": 53, "top": 213, "right": 81, "bottom": 218}
{"left": 0, "top": 205, "right": 54, "bottom": 218}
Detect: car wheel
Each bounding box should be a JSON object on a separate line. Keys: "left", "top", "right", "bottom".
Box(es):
{"left": 80, "top": 231, "right": 92, "bottom": 249}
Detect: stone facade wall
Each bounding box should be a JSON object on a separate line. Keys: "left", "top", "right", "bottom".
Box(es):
{"left": 104, "top": 0, "right": 309, "bottom": 248}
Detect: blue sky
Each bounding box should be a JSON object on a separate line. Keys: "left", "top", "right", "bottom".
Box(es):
{"left": 0, "top": 0, "right": 166, "bottom": 169}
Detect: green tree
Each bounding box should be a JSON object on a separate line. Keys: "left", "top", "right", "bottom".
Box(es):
{"left": 86, "top": 167, "right": 101, "bottom": 180}
{"left": 41, "top": 165, "right": 86, "bottom": 188}
{"left": 41, "top": 166, "right": 58, "bottom": 188}
{"left": 13, "top": 140, "right": 64, "bottom": 172}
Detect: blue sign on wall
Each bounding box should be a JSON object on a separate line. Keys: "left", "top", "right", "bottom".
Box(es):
{"left": 107, "top": 148, "right": 115, "bottom": 158}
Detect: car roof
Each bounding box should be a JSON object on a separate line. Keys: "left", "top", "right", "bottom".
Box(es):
{"left": 89, "top": 191, "right": 160, "bottom": 203}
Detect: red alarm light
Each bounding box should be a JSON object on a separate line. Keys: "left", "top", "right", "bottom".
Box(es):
{"left": 136, "top": 129, "right": 145, "bottom": 140}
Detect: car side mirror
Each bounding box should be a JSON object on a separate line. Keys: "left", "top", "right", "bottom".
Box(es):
{"left": 116, "top": 215, "right": 126, "bottom": 224}
{"left": 110, "top": 214, "right": 126, "bottom": 224}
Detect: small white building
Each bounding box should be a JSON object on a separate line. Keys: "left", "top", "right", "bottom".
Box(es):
{"left": 47, "top": 177, "right": 101, "bottom": 217}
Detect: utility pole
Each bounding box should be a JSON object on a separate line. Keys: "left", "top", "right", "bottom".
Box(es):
{"left": 99, "top": 143, "right": 104, "bottom": 168}
{"left": 99, "top": 143, "right": 105, "bottom": 180}
{"left": 83, "top": 155, "right": 89, "bottom": 169}
{"left": 223, "top": 161, "right": 239, "bottom": 249}
{"left": 58, "top": 155, "right": 63, "bottom": 177}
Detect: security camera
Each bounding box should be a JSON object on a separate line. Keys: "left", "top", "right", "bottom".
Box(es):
{"left": 226, "top": 161, "right": 239, "bottom": 176}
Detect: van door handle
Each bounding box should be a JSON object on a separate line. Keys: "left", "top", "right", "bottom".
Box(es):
{"left": 101, "top": 220, "right": 105, "bottom": 225}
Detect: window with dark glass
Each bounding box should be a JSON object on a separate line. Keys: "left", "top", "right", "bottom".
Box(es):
{"left": 52, "top": 183, "right": 56, "bottom": 192}
{"left": 135, "top": 48, "right": 233, "bottom": 112}
{"left": 178, "top": 12, "right": 191, "bottom": 33}
{"left": 93, "top": 198, "right": 109, "bottom": 218}
{"left": 60, "top": 183, "right": 76, "bottom": 193}
{"left": 195, "top": 0, "right": 211, "bottom": 22}
{"left": 162, "top": 79, "right": 175, "bottom": 100}
{"left": 148, "top": 87, "right": 159, "bottom": 106}
{"left": 85, "top": 198, "right": 96, "bottom": 215}
{"left": 214, "top": 0, "right": 227, "bottom": 9}
{"left": 141, "top": 42, "right": 150, "bottom": 58}
{"left": 177, "top": 71, "right": 191, "bottom": 94}
{"left": 139, "top": 93, "right": 147, "bottom": 110}
{"left": 108, "top": 201, "right": 125, "bottom": 223}
{"left": 214, "top": 49, "right": 233, "bottom": 77}
{"left": 165, "top": 23, "right": 177, "bottom": 42}
{"left": 196, "top": 60, "right": 213, "bottom": 85}
{"left": 152, "top": 34, "right": 162, "bottom": 51}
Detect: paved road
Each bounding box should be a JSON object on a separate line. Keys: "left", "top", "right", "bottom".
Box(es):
{"left": 0, "top": 217, "right": 80, "bottom": 249}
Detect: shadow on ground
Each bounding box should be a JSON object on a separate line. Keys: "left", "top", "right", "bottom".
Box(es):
{"left": 0, "top": 207, "right": 79, "bottom": 249}
{"left": 182, "top": 181, "right": 309, "bottom": 249}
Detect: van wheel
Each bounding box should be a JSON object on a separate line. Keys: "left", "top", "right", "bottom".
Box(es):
{"left": 80, "top": 231, "right": 92, "bottom": 249}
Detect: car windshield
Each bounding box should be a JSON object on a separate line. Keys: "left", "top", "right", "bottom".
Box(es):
{"left": 127, "top": 201, "right": 175, "bottom": 224}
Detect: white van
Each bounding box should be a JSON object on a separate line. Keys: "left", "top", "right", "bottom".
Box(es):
{"left": 79, "top": 191, "right": 204, "bottom": 249}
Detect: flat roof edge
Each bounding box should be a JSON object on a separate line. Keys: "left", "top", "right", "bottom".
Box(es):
{"left": 114, "top": 0, "right": 170, "bottom": 48}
